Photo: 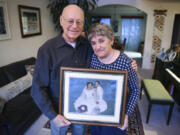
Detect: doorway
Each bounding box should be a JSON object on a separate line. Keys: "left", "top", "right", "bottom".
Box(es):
{"left": 89, "top": 5, "right": 147, "bottom": 67}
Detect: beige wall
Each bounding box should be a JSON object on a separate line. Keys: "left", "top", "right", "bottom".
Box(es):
{"left": 97, "top": 0, "right": 180, "bottom": 69}
{"left": 0, "top": 0, "right": 58, "bottom": 67}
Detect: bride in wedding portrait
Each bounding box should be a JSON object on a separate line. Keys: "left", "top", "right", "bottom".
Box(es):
{"left": 74, "top": 81, "right": 107, "bottom": 115}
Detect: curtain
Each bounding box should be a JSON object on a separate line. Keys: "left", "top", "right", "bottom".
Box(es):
{"left": 121, "top": 18, "right": 143, "bottom": 51}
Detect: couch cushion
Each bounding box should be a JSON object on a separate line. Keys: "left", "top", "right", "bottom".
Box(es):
{"left": 0, "top": 73, "right": 32, "bottom": 101}
{"left": 0, "top": 69, "right": 11, "bottom": 87}
{"left": 3, "top": 57, "right": 36, "bottom": 81}
{"left": 2, "top": 88, "right": 41, "bottom": 135}
{"left": 3, "top": 88, "right": 32, "bottom": 121}
{"left": 0, "top": 97, "right": 5, "bottom": 114}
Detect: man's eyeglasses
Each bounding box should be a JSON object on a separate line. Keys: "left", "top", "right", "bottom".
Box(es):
{"left": 63, "top": 17, "right": 84, "bottom": 26}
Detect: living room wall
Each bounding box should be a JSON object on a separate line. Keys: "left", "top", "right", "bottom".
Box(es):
{"left": 0, "top": 0, "right": 58, "bottom": 67}
{"left": 97, "top": 0, "right": 180, "bottom": 69}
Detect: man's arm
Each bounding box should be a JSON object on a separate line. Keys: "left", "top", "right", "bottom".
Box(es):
{"left": 31, "top": 47, "right": 57, "bottom": 120}
{"left": 126, "top": 59, "right": 140, "bottom": 116}
{"left": 31, "top": 47, "right": 71, "bottom": 127}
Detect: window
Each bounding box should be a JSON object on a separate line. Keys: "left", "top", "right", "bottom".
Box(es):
{"left": 91, "top": 16, "right": 111, "bottom": 26}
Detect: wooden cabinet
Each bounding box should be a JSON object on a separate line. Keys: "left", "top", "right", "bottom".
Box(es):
{"left": 152, "top": 57, "right": 173, "bottom": 88}
{"left": 171, "top": 14, "right": 180, "bottom": 46}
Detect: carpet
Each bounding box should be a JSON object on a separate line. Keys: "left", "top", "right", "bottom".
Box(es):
{"left": 126, "top": 105, "right": 144, "bottom": 135}
{"left": 43, "top": 105, "right": 144, "bottom": 135}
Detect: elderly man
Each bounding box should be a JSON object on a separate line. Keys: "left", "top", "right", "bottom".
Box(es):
{"left": 31, "top": 4, "right": 90, "bottom": 135}
{"left": 31, "top": 4, "right": 138, "bottom": 135}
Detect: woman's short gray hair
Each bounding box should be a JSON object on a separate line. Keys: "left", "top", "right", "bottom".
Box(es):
{"left": 88, "top": 23, "right": 114, "bottom": 41}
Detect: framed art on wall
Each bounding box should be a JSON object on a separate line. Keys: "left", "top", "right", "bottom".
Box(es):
{"left": 0, "top": 1, "right": 11, "bottom": 40}
{"left": 18, "top": 5, "right": 42, "bottom": 38}
{"left": 59, "top": 67, "right": 128, "bottom": 127}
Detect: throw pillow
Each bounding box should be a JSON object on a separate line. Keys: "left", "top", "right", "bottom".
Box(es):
{"left": 25, "top": 65, "right": 35, "bottom": 76}
{"left": 0, "top": 97, "right": 6, "bottom": 114}
{"left": 0, "top": 73, "right": 32, "bottom": 102}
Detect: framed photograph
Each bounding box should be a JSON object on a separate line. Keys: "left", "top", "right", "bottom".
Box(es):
{"left": 18, "top": 5, "right": 42, "bottom": 38}
{"left": 59, "top": 67, "right": 128, "bottom": 127}
{"left": 0, "top": 1, "right": 11, "bottom": 40}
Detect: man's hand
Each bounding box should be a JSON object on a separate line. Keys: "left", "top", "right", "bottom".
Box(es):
{"left": 53, "top": 114, "right": 71, "bottom": 127}
{"left": 131, "top": 59, "right": 138, "bottom": 72}
{"left": 118, "top": 114, "right": 128, "bottom": 130}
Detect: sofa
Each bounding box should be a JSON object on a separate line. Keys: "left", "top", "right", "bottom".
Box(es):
{"left": 0, "top": 57, "right": 41, "bottom": 135}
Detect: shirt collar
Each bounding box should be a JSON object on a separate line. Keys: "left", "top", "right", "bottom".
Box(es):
{"left": 55, "top": 34, "right": 66, "bottom": 48}
{"left": 55, "top": 33, "right": 86, "bottom": 48}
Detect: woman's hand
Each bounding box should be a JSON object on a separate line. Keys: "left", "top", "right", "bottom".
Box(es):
{"left": 118, "top": 114, "right": 128, "bottom": 130}
{"left": 53, "top": 114, "right": 71, "bottom": 127}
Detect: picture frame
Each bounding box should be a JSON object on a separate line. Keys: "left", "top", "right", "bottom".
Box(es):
{"left": 0, "top": 1, "right": 11, "bottom": 40}
{"left": 18, "top": 5, "right": 42, "bottom": 38}
{"left": 59, "top": 67, "right": 128, "bottom": 127}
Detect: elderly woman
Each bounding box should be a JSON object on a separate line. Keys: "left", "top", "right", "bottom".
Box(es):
{"left": 88, "top": 23, "right": 140, "bottom": 135}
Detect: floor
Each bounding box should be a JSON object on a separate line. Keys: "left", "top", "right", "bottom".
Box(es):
{"left": 24, "top": 67, "right": 180, "bottom": 135}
